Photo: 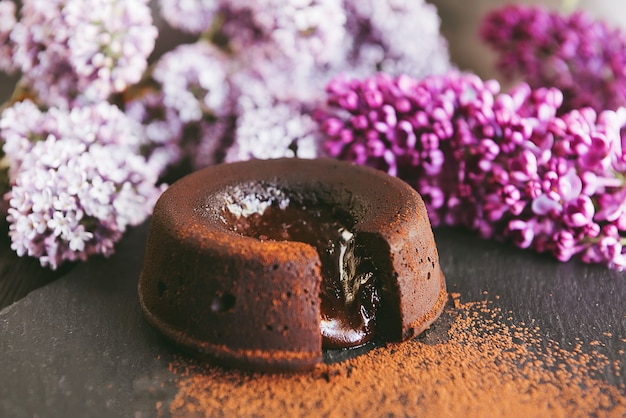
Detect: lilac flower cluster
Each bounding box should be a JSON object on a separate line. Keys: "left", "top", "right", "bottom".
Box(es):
{"left": 0, "top": 100, "right": 165, "bottom": 270}
{"left": 0, "top": 0, "right": 450, "bottom": 268}
{"left": 142, "top": 0, "right": 450, "bottom": 168}
{"left": 124, "top": 42, "right": 234, "bottom": 169}
{"left": 0, "top": 0, "right": 166, "bottom": 269}
{"left": 315, "top": 71, "right": 626, "bottom": 270}
{"left": 6, "top": 0, "right": 157, "bottom": 107}
{"left": 224, "top": 93, "right": 320, "bottom": 162}
{"left": 480, "top": 4, "right": 626, "bottom": 113}
{"left": 227, "top": 0, "right": 348, "bottom": 68}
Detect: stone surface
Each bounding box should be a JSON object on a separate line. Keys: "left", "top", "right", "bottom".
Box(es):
{"left": 0, "top": 222, "right": 624, "bottom": 417}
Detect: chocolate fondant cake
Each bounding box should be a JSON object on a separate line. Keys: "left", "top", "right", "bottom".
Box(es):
{"left": 138, "top": 158, "right": 447, "bottom": 372}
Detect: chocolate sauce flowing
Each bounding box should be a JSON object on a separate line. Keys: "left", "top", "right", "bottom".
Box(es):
{"left": 226, "top": 201, "right": 380, "bottom": 349}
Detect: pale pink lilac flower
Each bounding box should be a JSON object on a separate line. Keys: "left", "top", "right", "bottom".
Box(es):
{"left": 123, "top": 88, "right": 185, "bottom": 172}
{"left": 1, "top": 100, "right": 149, "bottom": 176}
{"left": 0, "top": 99, "right": 165, "bottom": 268}
{"left": 316, "top": 71, "right": 626, "bottom": 270}
{"left": 341, "top": 0, "right": 449, "bottom": 78}
{"left": 6, "top": 136, "right": 164, "bottom": 270}
{"left": 9, "top": 0, "right": 157, "bottom": 107}
{"left": 213, "top": 0, "right": 348, "bottom": 120}
{"left": 481, "top": 4, "right": 626, "bottom": 112}
{"left": 1, "top": 101, "right": 164, "bottom": 269}
{"left": 126, "top": 42, "right": 235, "bottom": 170}
{"left": 225, "top": 96, "right": 321, "bottom": 162}
{"left": 198, "top": 0, "right": 347, "bottom": 73}
{"left": 0, "top": 0, "right": 17, "bottom": 73}
{"left": 159, "top": 0, "right": 219, "bottom": 34}
{"left": 152, "top": 42, "right": 232, "bottom": 123}
{"left": 222, "top": 62, "right": 326, "bottom": 163}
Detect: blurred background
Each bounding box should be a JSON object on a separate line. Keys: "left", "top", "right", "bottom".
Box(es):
{"left": 1, "top": 0, "right": 624, "bottom": 102}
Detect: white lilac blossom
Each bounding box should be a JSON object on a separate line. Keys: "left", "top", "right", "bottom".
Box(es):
{"left": 232, "top": 44, "right": 326, "bottom": 107}
{"left": 159, "top": 0, "right": 219, "bottom": 34}
{"left": 316, "top": 71, "right": 626, "bottom": 270}
{"left": 9, "top": 0, "right": 157, "bottom": 107}
{"left": 162, "top": 0, "right": 348, "bottom": 69}
{"left": 0, "top": 100, "right": 164, "bottom": 269}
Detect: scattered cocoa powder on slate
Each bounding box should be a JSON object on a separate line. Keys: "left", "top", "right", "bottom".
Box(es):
{"left": 162, "top": 293, "right": 626, "bottom": 417}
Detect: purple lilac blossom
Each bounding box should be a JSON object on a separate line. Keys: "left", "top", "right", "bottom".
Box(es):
{"left": 315, "top": 71, "right": 626, "bottom": 270}
{"left": 1, "top": 100, "right": 165, "bottom": 269}
{"left": 9, "top": 0, "right": 157, "bottom": 108}
{"left": 480, "top": 4, "right": 626, "bottom": 113}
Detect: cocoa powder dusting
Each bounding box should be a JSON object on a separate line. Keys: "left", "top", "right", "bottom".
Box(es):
{"left": 162, "top": 293, "right": 625, "bottom": 417}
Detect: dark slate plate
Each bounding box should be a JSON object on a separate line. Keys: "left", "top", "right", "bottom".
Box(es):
{"left": 0, "top": 222, "right": 624, "bottom": 417}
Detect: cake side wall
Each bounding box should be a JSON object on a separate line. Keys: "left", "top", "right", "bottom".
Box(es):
{"left": 384, "top": 190, "right": 447, "bottom": 340}
{"left": 138, "top": 184, "right": 324, "bottom": 371}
